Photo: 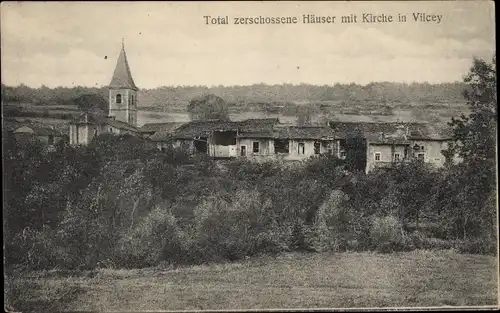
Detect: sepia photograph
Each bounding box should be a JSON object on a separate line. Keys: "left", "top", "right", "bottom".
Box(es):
{"left": 1, "top": 1, "right": 498, "bottom": 312}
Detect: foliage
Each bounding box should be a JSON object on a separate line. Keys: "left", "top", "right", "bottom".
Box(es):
{"left": 446, "top": 57, "right": 496, "bottom": 166}
{"left": 2, "top": 82, "right": 468, "bottom": 108}
{"left": 343, "top": 129, "right": 367, "bottom": 172}
{"left": 296, "top": 106, "right": 315, "bottom": 126}
{"left": 187, "top": 94, "right": 230, "bottom": 121}
{"left": 440, "top": 56, "right": 497, "bottom": 243}
{"left": 370, "top": 215, "right": 405, "bottom": 253}
{"left": 306, "top": 190, "right": 354, "bottom": 252}
{"left": 118, "top": 203, "right": 185, "bottom": 267}
{"left": 72, "top": 93, "right": 108, "bottom": 112}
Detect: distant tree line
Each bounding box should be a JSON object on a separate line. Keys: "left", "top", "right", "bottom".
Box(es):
{"left": 2, "top": 82, "right": 468, "bottom": 109}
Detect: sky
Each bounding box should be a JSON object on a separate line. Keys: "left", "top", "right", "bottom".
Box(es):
{"left": 0, "top": 1, "right": 495, "bottom": 88}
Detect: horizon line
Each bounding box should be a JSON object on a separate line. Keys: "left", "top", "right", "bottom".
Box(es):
{"left": 2, "top": 80, "right": 466, "bottom": 89}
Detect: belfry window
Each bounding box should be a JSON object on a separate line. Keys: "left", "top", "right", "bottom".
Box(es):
{"left": 116, "top": 94, "right": 122, "bottom": 104}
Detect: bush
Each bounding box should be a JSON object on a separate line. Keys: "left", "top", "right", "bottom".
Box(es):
{"left": 10, "top": 226, "right": 62, "bottom": 270}
{"left": 117, "top": 203, "right": 187, "bottom": 268}
{"left": 191, "top": 189, "right": 285, "bottom": 263}
{"left": 455, "top": 238, "right": 497, "bottom": 255}
{"left": 406, "top": 231, "right": 453, "bottom": 251}
{"left": 304, "top": 190, "right": 359, "bottom": 252}
{"left": 370, "top": 215, "right": 405, "bottom": 253}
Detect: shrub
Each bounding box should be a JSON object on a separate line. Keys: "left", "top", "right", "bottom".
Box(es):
{"left": 370, "top": 215, "right": 405, "bottom": 253}
{"left": 406, "top": 231, "right": 453, "bottom": 251}
{"left": 117, "top": 203, "right": 187, "bottom": 268}
{"left": 455, "top": 238, "right": 497, "bottom": 255}
{"left": 11, "top": 226, "right": 61, "bottom": 270}
{"left": 422, "top": 237, "right": 453, "bottom": 250}
{"left": 305, "top": 190, "right": 352, "bottom": 252}
{"left": 191, "top": 189, "right": 284, "bottom": 263}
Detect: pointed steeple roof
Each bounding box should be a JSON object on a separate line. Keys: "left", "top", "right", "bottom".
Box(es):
{"left": 109, "top": 39, "right": 138, "bottom": 90}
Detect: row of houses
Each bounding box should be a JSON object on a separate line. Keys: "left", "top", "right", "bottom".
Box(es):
{"left": 139, "top": 118, "right": 454, "bottom": 173}
{"left": 5, "top": 112, "right": 455, "bottom": 174}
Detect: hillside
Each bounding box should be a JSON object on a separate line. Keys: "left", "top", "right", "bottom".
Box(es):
{"left": 1, "top": 83, "right": 469, "bottom": 127}
{"left": 2, "top": 82, "right": 468, "bottom": 108}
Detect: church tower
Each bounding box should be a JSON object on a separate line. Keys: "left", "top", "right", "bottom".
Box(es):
{"left": 108, "top": 39, "right": 138, "bottom": 126}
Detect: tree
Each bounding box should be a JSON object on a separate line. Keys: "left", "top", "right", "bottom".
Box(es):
{"left": 73, "top": 93, "right": 108, "bottom": 113}
{"left": 441, "top": 56, "right": 497, "bottom": 242}
{"left": 296, "top": 106, "right": 314, "bottom": 126}
{"left": 447, "top": 56, "right": 496, "bottom": 197}
{"left": 343, "top": 129, "right": 367, "bottom": 172}
{"left": 383, "top": 161, "right": 437, "bottom": 232}
{"left": 446, "top": 56, "right": 496, "bottom": 167}
{"left": 187, "top": 94, "right": 229, "bottom": 121}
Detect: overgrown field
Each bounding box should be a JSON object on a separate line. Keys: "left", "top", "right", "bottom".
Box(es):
{"left": 6, "top": 251, "right": 498, "bottom": 312}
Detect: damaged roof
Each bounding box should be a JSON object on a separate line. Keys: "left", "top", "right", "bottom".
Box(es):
{"left": 149, "top": 119, "right": 452, "bottom": 143}
{"left": 4, "top": 119, "right": 64, "bottom": 137}
{"left": 329, "top": 121, "right": 453, "bottom": 141}
{"left": 365, "top": 133, "right": 412, "bottom": 145}
{"left": 235, "top": 118, "right": 280, "bottom": 138}
{"left": 172, "top": 120, "right": 240, "bottom": 139}
{"left": 167, "top": 118, "right": 280, "bottom": 140}
{"left": 273, "top": 126, "right": 336, "bottom": 140}
{"left": 155, "top": 118, "right": 335, "bottom": 141}
{"left": 12, "top": 125, "right": 62, "bottom": 136}
{"left": 71, "top": 112, "right": 140, "bottom": 133}
{"left": 140, "top": 122, "right": 185, "bottom": 133}
{"left": 408, "top": 123, "right": 454, "bottom": 140}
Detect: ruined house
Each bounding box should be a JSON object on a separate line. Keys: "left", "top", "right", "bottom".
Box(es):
{"left": 149, "top": 118, "right": 337, "bottom": 161}
{"left": 146, "top": 119, "right": 455, "bottom": 170}
{"left": 330, "top": 122, "right": 454, "bottom": 173}
{"left": 8, "top": 123, "right": 67, "bottom": 152}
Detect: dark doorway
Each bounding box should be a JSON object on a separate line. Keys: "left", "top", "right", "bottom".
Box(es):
{"left": 240, "top": 145, "right": 247, "bottom": 156}
{"left": 194, "top": 137, "right": 208, "bottom": 153}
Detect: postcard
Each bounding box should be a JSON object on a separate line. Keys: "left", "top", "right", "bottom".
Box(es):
{"left": 2, "top": 1, "right": 497, "bottom": 312}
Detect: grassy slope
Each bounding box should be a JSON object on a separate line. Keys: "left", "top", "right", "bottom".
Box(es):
{"left": 7, "top": 251, "right": 498, "bottom": 312}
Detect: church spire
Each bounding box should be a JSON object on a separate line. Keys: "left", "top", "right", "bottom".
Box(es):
{"left": 109, "top": 39, "right": 138, "bottom": 90}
